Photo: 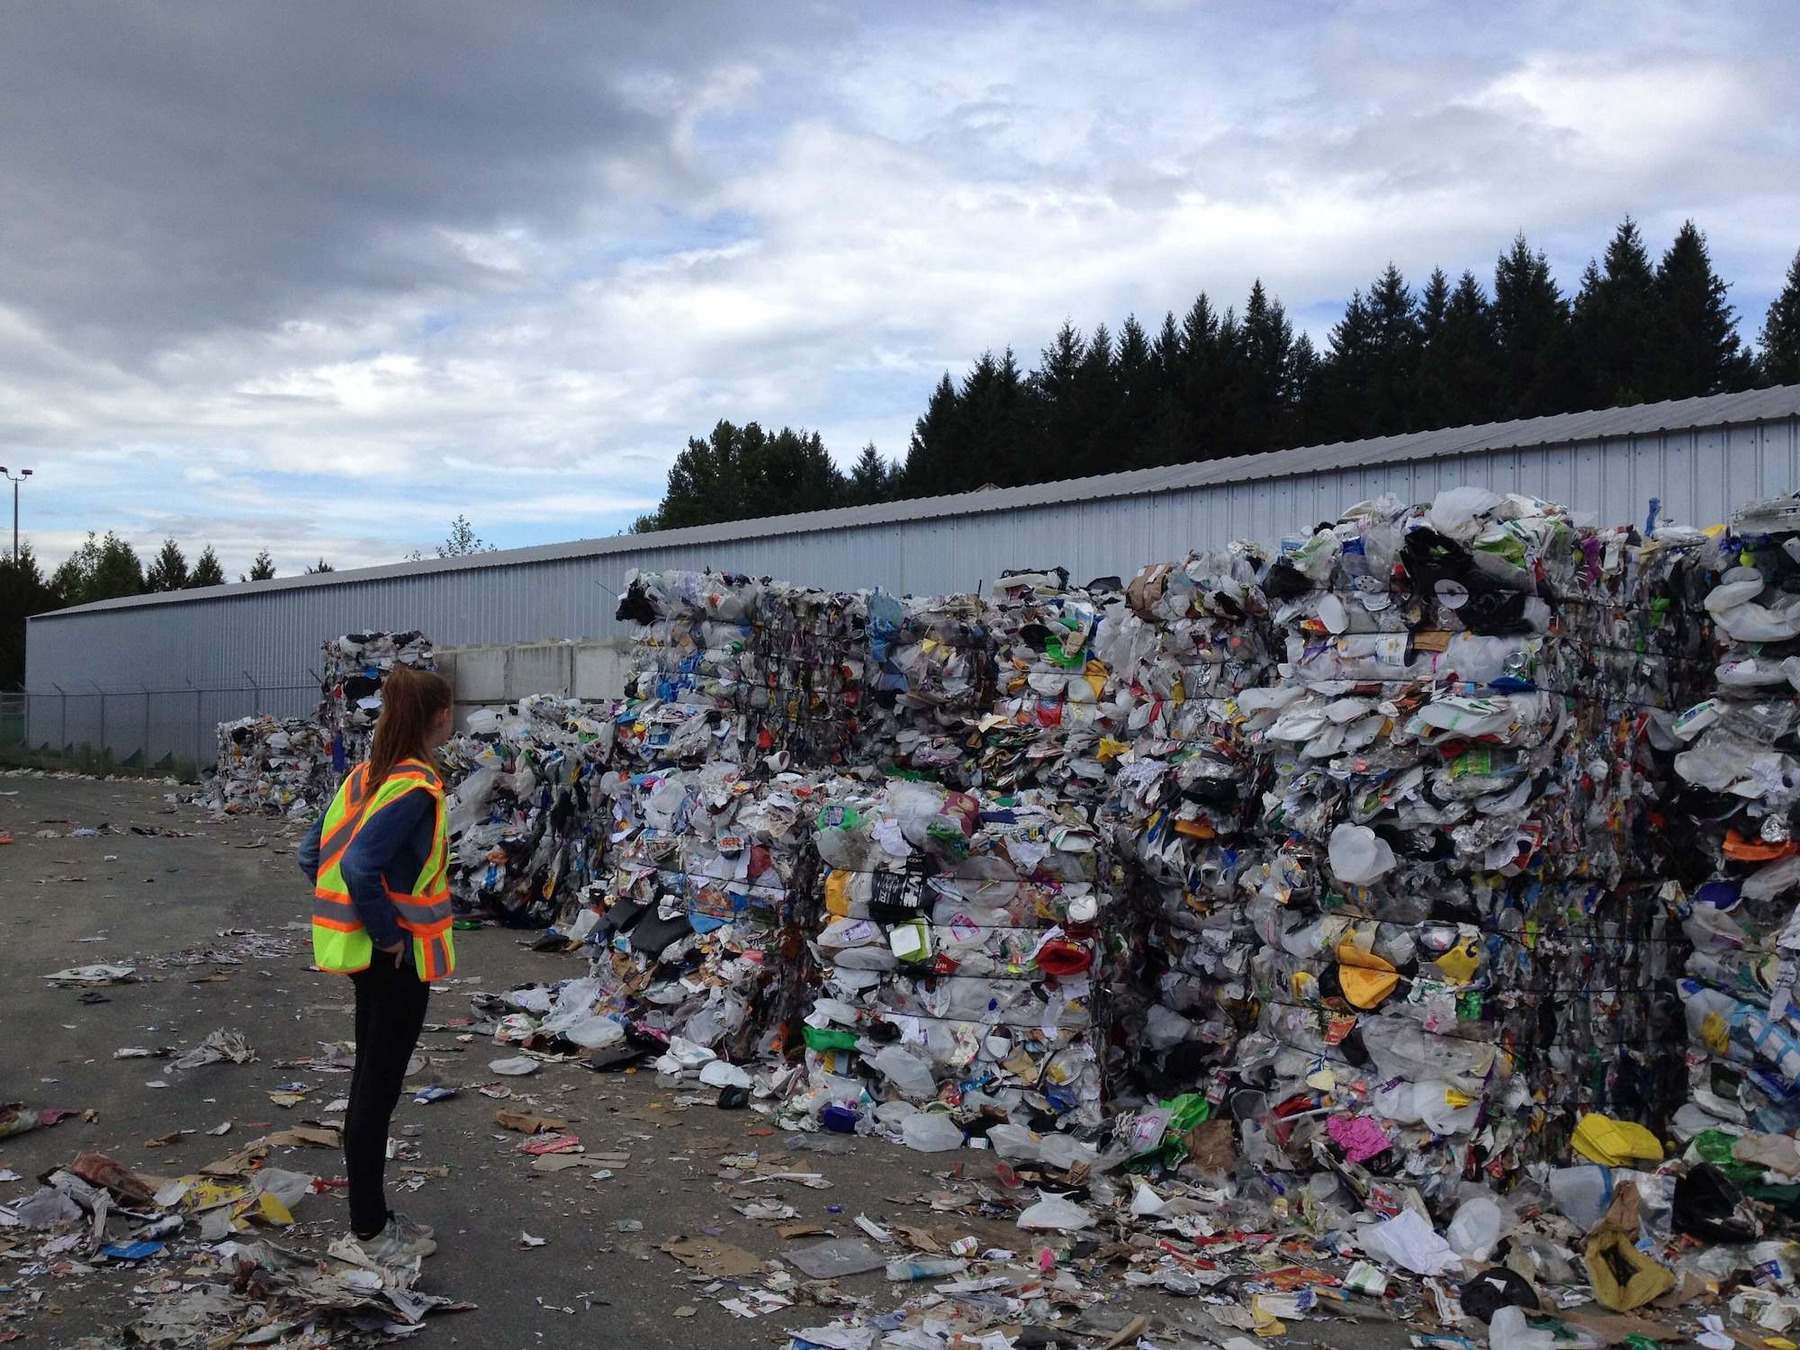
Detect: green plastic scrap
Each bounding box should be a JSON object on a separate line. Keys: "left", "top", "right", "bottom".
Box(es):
{"left": 1688, "top": 1128, "right": 1763, "bottom": 1184}
{"left": 1042, "top": 636, "right": 1085, "bottom": 669}
{"left": 1124, "top": 1092, "right": 1213, "bottom": 1173}
{"left": 802, "top": 1024, "right": 858, "bottom": 1052}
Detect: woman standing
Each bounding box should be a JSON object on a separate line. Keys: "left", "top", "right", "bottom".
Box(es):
{"left": 298, "top": 665, "right": 457, "bottom": 1260}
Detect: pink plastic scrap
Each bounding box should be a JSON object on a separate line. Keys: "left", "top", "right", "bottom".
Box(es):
{"left": 1327, "top": 1113, "right": 1393, "bottom": 1163}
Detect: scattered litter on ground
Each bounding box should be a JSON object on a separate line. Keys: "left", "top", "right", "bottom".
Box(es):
{"left": 171, "top": 1028, "right": 255, "bottom": 1069}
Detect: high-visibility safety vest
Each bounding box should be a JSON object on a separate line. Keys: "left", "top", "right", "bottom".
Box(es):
{"left": 311, "top": 757, "right": 456, "bottom": 981}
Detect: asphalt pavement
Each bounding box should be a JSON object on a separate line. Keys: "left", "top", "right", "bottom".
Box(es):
{"left": 0, "top": 773, "right": 1422, "bottom": 1349}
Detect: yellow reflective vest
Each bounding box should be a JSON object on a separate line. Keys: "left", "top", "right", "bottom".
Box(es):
{"left": 311, "top": 758, "right": 455, "bottom": 981}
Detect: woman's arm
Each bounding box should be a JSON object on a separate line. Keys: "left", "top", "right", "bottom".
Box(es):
{"left": 296, "top": 813, "right": 325, "bottom": 884}
{"left": 337, "top": 791, "right": 433, "bottom": 952}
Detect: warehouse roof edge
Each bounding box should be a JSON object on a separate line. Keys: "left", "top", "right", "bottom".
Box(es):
{"left": 35, "top": 382, "right": 1800, "bottom": 622}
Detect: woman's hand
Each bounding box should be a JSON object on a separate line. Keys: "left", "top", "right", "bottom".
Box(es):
{"left": 378, "top": 939, "right": 406, "bottom": 967}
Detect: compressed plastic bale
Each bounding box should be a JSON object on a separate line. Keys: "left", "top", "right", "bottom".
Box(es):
{"left": 204, "top": 715, "right": 333, "bottom": 818}
{"left": 1667, "top": 510, "right": 1800, "bottom": 1137}
{"left": 318, "top": 629, "right": 435, "bottom": 765}
{"left": 410, "top": 490, "right": 1777, "bottom": 1206}
{"left": 441, "top": 695, "right": 617, "bottom": 923}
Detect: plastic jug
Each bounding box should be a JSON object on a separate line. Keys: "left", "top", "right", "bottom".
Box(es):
{"left": 1447, "top": 1195, "right": 1503, "bottom": 1261}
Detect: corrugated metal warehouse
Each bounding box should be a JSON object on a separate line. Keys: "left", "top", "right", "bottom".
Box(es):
{"left": 23, "top": 384, "right": 1800, "bottom": 767}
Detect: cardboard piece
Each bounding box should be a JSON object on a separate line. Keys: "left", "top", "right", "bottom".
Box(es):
{"left": 265, "top": 1125, "right": 341, "bottom": 1149}
{"left": 530, "top": 1155, "right": 588, "bottom": 1174}
{"left": 661, "top": 1236, "right": 765, "bottom": 1278}
{"left": 199, "top": 1141, "right": 269, "bottom": 1178}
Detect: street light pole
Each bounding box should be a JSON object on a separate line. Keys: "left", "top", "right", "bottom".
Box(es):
{"left": 0, "top": 467, "right": 32, "bottom": 565}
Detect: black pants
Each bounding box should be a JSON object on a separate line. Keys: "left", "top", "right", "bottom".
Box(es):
{"left": 345, "top": 953, "right": 429, "bottom": 1238}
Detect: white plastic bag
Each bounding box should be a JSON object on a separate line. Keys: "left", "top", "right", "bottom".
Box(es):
{"left": 1359, "top": 1209, "right": 1461, "bottom": 1275}
{"left": 1017, "top": 1191, "right": 1095, "bottom": 1232}
{"left": 1329, "top": 823, "right": 1396, "bottom": 885}
{"left": 1489, "top": 1306, "right": 1558, "bottom": 1350}
{"left": 901, "top": 1113, "right": 965, "bottom": 1152}
{"left": 868, "top": 1046, "right": 936, "bottom": 1101}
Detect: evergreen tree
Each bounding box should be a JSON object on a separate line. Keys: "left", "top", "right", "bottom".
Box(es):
{"left": 1235, "top": 280, "right": 1294, "bottom": 453}
{"left": 1571, "top": 217, "right": 1658, "bottom": 406}
{"left": 1417, "top": 267, "right": 1451, "bottom": 350}
{"left": 1168, "top": 294, "right": 1226, "bottom": 460}
{"left": 242, "top": 549, "right": 276, "bottom": 582}
{"left": 1208, "top": 305, "right": 1244, "bottom": 455}
{"left": 1147, "top": 310, "right": 1187, "bottom": 464}
{"left": 1191, "top": 294, "right": 1232, "bottom": 455}
{"left": 1322, "top": 288, "right": 1375, "bottom": 439}
{"left": 958, "top": 348, "right": 1032, "bottom": 487}
{"left": 846, "top": 443, "right": 893, "bottom": 507}
{"left": 747, "top": 426, "right": 842, "bottom": 516}
{"left": 1417, "top": 270, "right": 1501, "bottom": 428}
{"left": 304, "top": 558, "right": 336, "bottom": 574}
{"left": 1286, "top": 333, "right": 1328, "bottom": 446}
{"left": 1031, "top": 321, "right": 1089, "bottom": 480}
{"left": 657, "top": 421, "right": 844, "bottom": 527}
{"left": 144, "top": 538, "right": 189, "bottom": 592}
{"left": 903, "top": 373, "right": 963, "bottom": 496}
{"left": 1760, "top": 249, "right": 1800, "bottom": 387}
{"left": 1493, "top": 233, "right": 1572, "bottom": 417}
{"left": 1414, "top": 268, "right": 1453, "bottom": 429}
{"left": 51, "top": 532, "right": 145, "bottom": 604}
{"left": 1363, "top": 263, "right": 1420, "bottom": 436}
{"left": 659, "top": 421, "right": 750, "bottom": 528}
{"left": 1069, "top": 323, "right": 1120, "bottom": 477}
{"left": 1653, "top": 220, "right": 1753, "bottom": 398}
{"left": 187, "top": 546, "right": 226, "bottom": 588}
{"left": 627, "top": 218, "right": 1768, "bottom": 514}
{"left": 1113, "top": 315, "right": 1158, "bottom": 469}
{"left": 0, "top": 543, "right": 54, "bottom": 688}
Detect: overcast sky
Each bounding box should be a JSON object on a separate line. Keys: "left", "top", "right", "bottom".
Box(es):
{"left": 2, "top": 1, "right": 1795, "bottom": 578}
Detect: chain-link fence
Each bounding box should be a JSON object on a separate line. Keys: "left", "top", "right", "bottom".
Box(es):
{"left": 0, "top": 680, "right": 317, "bottom": 781}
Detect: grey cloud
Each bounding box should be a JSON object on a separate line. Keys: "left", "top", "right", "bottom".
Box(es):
{"left": 0, "top": 2, "right": 797, "bottom": 357}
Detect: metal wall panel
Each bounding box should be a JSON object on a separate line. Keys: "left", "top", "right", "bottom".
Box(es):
{"left": 25, "top": 414, "right": 1798, "bottom": 760}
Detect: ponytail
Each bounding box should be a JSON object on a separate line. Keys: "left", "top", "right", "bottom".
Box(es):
{"left": 366, "top": 665, "right": 453, "bottom": 789}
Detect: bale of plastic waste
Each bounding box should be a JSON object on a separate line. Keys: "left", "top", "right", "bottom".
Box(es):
{"left": 318, "top": 629, "right": 435, "bottom": 767}
{"left": 206, "top": 715, "right": 333, "bottom": 818}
